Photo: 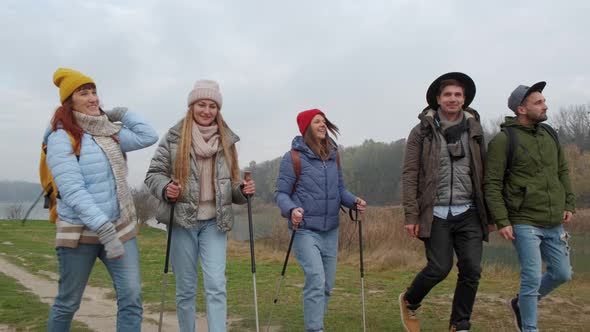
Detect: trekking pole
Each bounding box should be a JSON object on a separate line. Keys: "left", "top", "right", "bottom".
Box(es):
{"left": 21, "top": 190, "right": 44, "bottom": 224}
{"left": 158, "top": 201, "right": 176, "bottom": 332}
{"left": 353, "top": 204, "right": 366, "bottom": 332}
{"left": 266, "top": 218, "right": 299, "bottom": 332}
{"left": 244, "top": 171, "right": 260, "bottom": 332}
{"left": 357, "top": 206, "right": 367, "bottom": 332}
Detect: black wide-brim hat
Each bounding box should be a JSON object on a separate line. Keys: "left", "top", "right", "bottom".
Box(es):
{"left": 426, "top": 72, "right": 476, "bottom": 110}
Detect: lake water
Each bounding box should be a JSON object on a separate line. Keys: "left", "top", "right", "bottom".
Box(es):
{"left": 0, "top": 201, "right": 47, "bottom": 220}
{"left": 0, "top": 201, "right": 276, "bottom": 239}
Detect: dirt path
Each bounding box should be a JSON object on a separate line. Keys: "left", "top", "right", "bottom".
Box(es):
{"left": 0, "top": 256, "right": 209, "bottom": 331}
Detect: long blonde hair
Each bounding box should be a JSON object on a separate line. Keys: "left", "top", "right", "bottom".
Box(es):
{"left": 303, "top": 116, "right": 340, "bottom": 160}
{"left": 173, "top": 108, "right": 241, "bottom": 189}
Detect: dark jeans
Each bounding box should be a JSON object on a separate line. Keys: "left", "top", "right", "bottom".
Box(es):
{"left": 405, "top": 209, "right": 483, "bottom": 330}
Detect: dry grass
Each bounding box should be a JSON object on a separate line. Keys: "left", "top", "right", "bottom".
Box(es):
{"left": 566, "top": 208, "right": 590, "bottom": 233}
{"left": 253, "top": 205, "right": 425, "bottom": 271}
{"left": 337, "top": 205, "right": 424, "bottom": 270}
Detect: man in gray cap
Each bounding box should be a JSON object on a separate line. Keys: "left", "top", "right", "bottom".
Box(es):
{"left": 484, "top": 82, "right": 575, "bottom": 332}
{"left": 400, "top": 72, "right": 491, "bottom": 332}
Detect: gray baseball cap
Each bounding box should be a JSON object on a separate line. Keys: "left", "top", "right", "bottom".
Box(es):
{"left": 508, "top": 81, "right": 546, "bottom": 113}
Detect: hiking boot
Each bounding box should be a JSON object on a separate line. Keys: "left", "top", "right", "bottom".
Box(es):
{"left": 399, "top": 291, "right": 420, "bottom": 332}
{"left": 449, "top": 324, "right": 469, "bottom": 332}
{"left": 449, "top": 326, "right": 469, "bottom": 332}
{"left": 507, "top": 296, "right": 522, "bottom": 331}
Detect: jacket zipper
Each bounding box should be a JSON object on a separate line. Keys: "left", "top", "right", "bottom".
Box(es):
{"left": 449, "top": 157, "right": 454, "bottom": 206}
{"left": 323, "top": 160, "right": 328, "bottom": 230}
{"left": 537, "top": 133, "right": 552, "bottom": 221}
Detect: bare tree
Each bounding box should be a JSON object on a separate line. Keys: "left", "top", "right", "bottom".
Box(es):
{"left": 5, "top": 203, "right": 24, "bottom": 220}
{"left": 552, "top": 103, "right": 590, "bottom": 151}
{"left": 131, "top": 185, "right": 158, "bottom": 225}
{"left": 482, "top": 115, "right": 505, "bottom": 143}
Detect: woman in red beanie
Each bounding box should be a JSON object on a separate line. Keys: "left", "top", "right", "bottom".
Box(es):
{"left": 275, "top": 109, "right": 366, "bottom": 332}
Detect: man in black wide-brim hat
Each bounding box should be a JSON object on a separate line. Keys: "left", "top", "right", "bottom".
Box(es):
{"left": 399, "top": 72, "right": 492, "bottom": 332}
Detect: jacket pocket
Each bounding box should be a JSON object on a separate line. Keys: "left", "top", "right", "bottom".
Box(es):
{"left": 551, "top": 182, "right": 567, "bottom": 219}
{"left": 504, "top": 185, "right": 527, "bottom": 212}
{"left": 156, "top": 200, "right": 172, "bottom": 225}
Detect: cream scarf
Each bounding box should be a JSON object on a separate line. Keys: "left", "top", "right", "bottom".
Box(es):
{"left": 191, "top": 122, "right": 220, "bottom": 202}
{"left": 73, "top": 112, "right": 137, "bottom": 228}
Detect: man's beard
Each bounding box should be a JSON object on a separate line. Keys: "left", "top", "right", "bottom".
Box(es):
{"left": 526, "top": 112, "right": 547, "bottom": 123}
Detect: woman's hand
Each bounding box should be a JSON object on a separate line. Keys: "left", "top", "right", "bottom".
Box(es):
{"left": 355, "top": 197, "right": 367, "bottom": 214}
{"left": 291, "top": 207, "right": 304, "bottom": 228}
{"left": 242, "top": 179, "right": 256, "bottom": 196}
{"left": 166, "top": 181, "right": 181, "bottom": 201}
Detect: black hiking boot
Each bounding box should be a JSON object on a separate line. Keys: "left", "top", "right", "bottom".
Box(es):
{"left": 508, "top": 295, "right": 522, "bottom": 331}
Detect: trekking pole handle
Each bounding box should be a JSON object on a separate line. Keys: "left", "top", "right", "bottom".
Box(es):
{"left": 292, "top": 210, "right": 301, "bottom": 230}
{"left": 244, "top": 171, "right": 254, "bottom": 198}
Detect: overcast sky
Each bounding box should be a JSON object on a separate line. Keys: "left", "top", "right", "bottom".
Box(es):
{"left": 1, "top": 0, "right": 589, "bottom": 187}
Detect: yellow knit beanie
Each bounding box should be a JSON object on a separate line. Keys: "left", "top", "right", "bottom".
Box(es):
{"left": 53, "top": 68, "right": 95, "bottom": 104}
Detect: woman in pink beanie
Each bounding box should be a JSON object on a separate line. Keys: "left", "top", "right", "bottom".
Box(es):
{"left": 145, "top": 80, "right": 255, "bottom": 332}
{"left": 275, "top": 108, "right": 366, "bottom": 332}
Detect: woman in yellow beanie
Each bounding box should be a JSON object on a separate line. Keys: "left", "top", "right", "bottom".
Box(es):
{"left": 145, "top": 79, "right": 255, "bottom": 332}
{"left": 46, "top": 68, "right": 158, "bottom": 331}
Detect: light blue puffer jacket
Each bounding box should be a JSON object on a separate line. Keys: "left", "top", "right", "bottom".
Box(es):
{"left": 44, "top": 111, "right": 158, "bottom": 231}
{"left": 275, "top": 136, "right": 356, "bottom": 232}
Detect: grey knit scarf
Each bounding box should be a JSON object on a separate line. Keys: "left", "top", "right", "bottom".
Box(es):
{"left": 73, "top": 112, "right": 138, "bottom": 227}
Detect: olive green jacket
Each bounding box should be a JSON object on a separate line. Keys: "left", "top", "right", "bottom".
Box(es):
{"left": 484, "top": 117, "right": 575, "bottom": 229}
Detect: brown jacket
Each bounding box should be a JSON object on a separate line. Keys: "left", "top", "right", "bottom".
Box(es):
{"left": 402, "top": 108, "right": 489, "bottom": 240}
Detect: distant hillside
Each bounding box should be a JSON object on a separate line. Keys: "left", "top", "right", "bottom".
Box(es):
{"left": 0, "top": 181, "right": 41, "bottom": 202}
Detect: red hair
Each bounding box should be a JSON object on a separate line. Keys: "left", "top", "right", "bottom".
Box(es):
{"left": 50, "top": 83, "right": 96, "bottom": 152}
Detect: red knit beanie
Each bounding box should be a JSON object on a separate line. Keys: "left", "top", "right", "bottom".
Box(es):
{"left": 297, "top": 109, "right": 325, "bottom": 135}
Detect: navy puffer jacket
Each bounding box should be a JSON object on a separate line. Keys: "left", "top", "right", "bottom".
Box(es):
{"left": 275, "top": 136, "right": 356, "bottom": 231}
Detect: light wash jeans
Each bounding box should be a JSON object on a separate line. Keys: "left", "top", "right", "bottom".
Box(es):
{"left": 170, "top": 219, "right": 227, "bottom": 332}
{"left": 293, "top": 227, "right": 339, "bottom": 332}
{"left": 513, "top": 224, "right": 573, "bottom": 332}
{"left": 47, "top": 237, "right": 143, "bottom": 332}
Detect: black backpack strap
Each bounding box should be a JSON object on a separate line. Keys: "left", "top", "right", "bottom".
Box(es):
{"left": 501, "top": 127, "right": 517, "bottom": 183}
{"left": 539, "top": 123, "right": 560, "bottom": 146}
{"left": 417, "top": 122, "right": 433, "bottom": 171}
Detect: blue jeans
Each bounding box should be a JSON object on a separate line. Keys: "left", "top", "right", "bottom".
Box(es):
{"left": 293, "top": 227, "right": 339, "bottom": 332}
{"left": 170, "top": 219, "right": 227, "bottom": 332}
{"left": 513, "top": 224, "right": 573, "bottom": 332}
{"left": 47, "top": 237, "right": 143, "bottom": 332}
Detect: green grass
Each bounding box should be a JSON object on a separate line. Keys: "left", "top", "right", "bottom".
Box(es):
{"left": 0, "top": 272, "right": 89, "bottom": 331}
{"left": 1, "top": 220, "right": 590, "bottom": 331}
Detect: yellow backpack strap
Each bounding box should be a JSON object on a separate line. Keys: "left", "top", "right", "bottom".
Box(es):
{"left": 40, "top": 131, "right": 79, "bottom": 191}
{"left": 41, "top": 131, "right": 80, "bottom": 223}
{"left": 67, "top": 132, "right": 81, "bottom": 157}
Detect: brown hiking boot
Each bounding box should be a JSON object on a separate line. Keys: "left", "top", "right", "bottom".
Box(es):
{"left": 399, "top": 291, "right": 420, "bottom": 332}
